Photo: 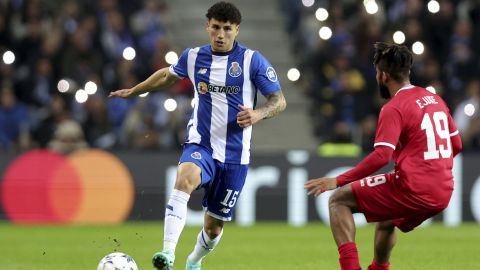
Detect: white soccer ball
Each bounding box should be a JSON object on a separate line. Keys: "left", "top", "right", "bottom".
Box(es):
{"left": 97, "top": 252, "right": 138, "bottom": 270}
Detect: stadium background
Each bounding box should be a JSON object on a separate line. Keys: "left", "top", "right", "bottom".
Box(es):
{"left": 1, "top": 0, "right": 479, "bottom": 269}
{"left": 1, "top": 0, "right": 479, "bottom": 223}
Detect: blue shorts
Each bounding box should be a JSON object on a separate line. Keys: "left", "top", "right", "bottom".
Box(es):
{"left": 179, "top": 143, "right": 248, "bottom": 221}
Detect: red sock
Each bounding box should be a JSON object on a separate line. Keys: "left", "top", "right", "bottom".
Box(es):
{"left": 367, "top": 260, "right": 389, "bottom": 270}
{"left": 338, "top": 242, "right": 361, "bottom": 270}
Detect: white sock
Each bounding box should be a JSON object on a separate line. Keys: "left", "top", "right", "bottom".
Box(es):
{"left": 187, "top": 228, "right": 224, "bottom": 264}
{"left": 163, "top": 189, "right": 190, "bottom": 252}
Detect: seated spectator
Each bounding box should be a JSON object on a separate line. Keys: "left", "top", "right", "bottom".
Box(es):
{"left": 48, "top": 119, "right": 89, "bottom": 154}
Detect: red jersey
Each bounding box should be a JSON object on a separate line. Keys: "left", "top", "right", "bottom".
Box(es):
{"left": 373, "top": 85, "right": 459, "bottom": 207}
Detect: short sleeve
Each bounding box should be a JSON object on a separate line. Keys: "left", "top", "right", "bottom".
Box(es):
{"left": 250, "top": 51, "right": 281, "bottom": 95}
{"left": 169, "top": 48, "right": 190, "bottom": 79}
{"left": 373, "top": 105, "right": 402, "bottom": 150}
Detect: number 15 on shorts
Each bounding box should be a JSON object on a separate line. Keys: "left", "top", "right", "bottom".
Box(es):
{"left": 360, "top": 175, "right": 387, "bottom": 187}
{"left": 220, "top": 189, "right": 239, "bottom": 208}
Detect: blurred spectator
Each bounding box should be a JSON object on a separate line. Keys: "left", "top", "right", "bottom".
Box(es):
{"left": 48, "top": 119, "right": 88, "bottom": 154}
{"left": 317, "top": 121, "right": 361, "bottom": 157}
{"left": 0, "top": 84, "right": 30, "bottom": 151}
{"left": 453, "top": 79, "right": 480, "bottom": 151}
{"left": 32, "top": 93, "right": 71, "bottom": 148}
{"left": 82, "top": 94, "right": 115, "bottom": 149}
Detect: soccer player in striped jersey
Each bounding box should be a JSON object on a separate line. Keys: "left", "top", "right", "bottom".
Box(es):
{"left": 109, "top": 2, "right": 286, "bottom": 269}
{"left": 305, "top": 42, "right": 462, "bottom": 270}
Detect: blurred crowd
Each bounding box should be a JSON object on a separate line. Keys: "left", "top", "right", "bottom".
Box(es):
{"left": 0, "top": 0, "right": 194, "bottom": 154}
{"left": 1, "top": 0, "right": 479, "bottom": 155}
{"left": 280, "top": 0, "right": 480, "bottom": 153}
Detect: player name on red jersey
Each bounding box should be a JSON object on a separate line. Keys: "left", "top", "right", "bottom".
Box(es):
{"left": 416, "top": 95, "right": 438, "bottom": 109}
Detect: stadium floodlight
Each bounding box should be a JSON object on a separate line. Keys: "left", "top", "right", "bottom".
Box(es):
{"left": 364, "top": 0, "right": 379, "bottom": 15}
{"left": 319, "top": 26, "right": 332, "bottom": 40}
{"left": 287, "top": 68, "right": 301, "bottom": 82}
{"left": 139, "top": 92, "right": 149, "bottom": 97}
{"left": 393, "top": 31, "right": 406, "bottom": 44}
{"left": 57, "top": 79, "right": 70, "bottom": 93}
{"left": 165, "top": 51, "right": 179, "bottom": 65}
{"left": 315, "top": 8, "right": 329, "bottom": 21}
{"left": 302, "top": 0, "right": 315, "bottom": 8}
{"left": 2, "top": 50, "right": 15, "bottom": 65}
{"left": 164, "top": 98, "right": 177, "bottom": 112}
{"left": 84, "top": 81, "right": 98, "bottom": 95}
{"left": 412, "top": 41, "right": 425, "bottom": 55}
{"left": 75, "top": 89, "right": 88, "bottom": 103}
{"left": 122, "top": 47, "right": 136, "bottom": 61}
{"left": 464, "top": 103, "right": 475, "bottom": 117}
{"left": 428, "top": 0, "right": 440, "bottom": 13}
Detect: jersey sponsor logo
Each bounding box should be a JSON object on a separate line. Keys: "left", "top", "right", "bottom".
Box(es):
{"left": 198, "top": 68, "right": 208, "bottom": 74}
{"left": 266, "top": 67, "right": 278, "bottom": 82}
{"left": 191, "top": 151, "right": 202, "bottom": 160}
{"left": 196, "top": 81, "right": 240, "bottom": 95}
{"left": 197, "top": 81, "right": 208, "bottom": 94}
{"left": 228, "top": 62, "right": 242, "bottom": 77}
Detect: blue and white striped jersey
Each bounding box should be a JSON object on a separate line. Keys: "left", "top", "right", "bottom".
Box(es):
{"left": 169, "top": 42, "right": 281, "bottom": 164}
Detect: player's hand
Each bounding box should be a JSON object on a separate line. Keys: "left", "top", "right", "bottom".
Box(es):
{"left": 109, "top": 88, "right": 134, "bottom": 98}
{"left": 304, "top": 177, "right": 337, "bottom": 196}
{"left": 237, "top": 105, "right": 262, "bottom": 128}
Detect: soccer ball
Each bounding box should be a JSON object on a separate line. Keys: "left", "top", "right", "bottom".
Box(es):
{"left": 97, "top": 252, "right": 138, "bottom": 270}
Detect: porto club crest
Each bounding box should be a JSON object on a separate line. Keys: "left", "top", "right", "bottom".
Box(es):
{"left": 228, "top": 62, "right": 242, "bottom": 77}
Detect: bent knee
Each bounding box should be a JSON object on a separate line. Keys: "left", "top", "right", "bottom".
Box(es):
{"left": 328, "top": 185, "right": 359, "bottom": 211}
{"left": 175, "top": 164, "right": 202, "bottom": 192}
{"left": 175, "top": 178, "right": 197, "bottom": 193}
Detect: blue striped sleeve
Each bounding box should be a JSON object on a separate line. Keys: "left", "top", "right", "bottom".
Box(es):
{"left": 169, "top": 48, "right": 190, "bottom": 78}
{"left": 250, "top": 51, "right": 281, "bottom": 95}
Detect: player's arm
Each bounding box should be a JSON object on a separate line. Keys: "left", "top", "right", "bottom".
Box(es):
{"left": 109, "top": 67, "right": 180, "bottom": 98}
{"left": 447, "top": 112, "right": 463, "bottom": 156}
{"left": 305, "top": 106, "right": 401, "bottom": 196}
{"left": 305, "top": 146, "right": 394, "bottom": 196}
{"left": 237, "top": 90, "right": 286, "bottom": 128}
{"left": 451, "top": 133, "right": 462, "bottom": 157}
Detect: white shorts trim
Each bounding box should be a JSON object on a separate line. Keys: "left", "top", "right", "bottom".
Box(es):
{"left": 206, "top": 210, "right": 232, "bottom": 221}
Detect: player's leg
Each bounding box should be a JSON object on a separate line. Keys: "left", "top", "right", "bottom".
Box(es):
{"left": 153, "top": 162, "right": 202, "bottom": 270}
{"left": 328, "top": 184, "right": 362, "bottom": 270}
{"left": 153, "top": 144, "right": 215, "bottom": 270}
{"left": 164, "top": 162, "right": 202, "bottom": 250}
{"left": 185, "top": 162, "right": 248, "bottom": 269}
{"left": 367, "top": 221, "right": 396, "bottom": 270}
{"left": 186, "top": 214, "right": 225, "bottom": 269}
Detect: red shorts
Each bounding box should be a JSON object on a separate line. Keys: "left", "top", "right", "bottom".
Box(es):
{"left": 351, "top": 172, "right": 448, "bottom": 232}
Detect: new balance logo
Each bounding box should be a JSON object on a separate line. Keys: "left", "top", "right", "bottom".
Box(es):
{"left": 219, "top": 208, "right": 231, "bottom": 214}
{"left": 198, "top": 68, "right": 208, "bottom": 74}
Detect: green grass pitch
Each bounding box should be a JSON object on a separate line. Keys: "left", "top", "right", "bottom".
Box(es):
{"left": 1, "top": 222, "right": 478, "bottom": 269}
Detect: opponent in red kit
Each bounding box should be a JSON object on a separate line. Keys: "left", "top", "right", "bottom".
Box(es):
{"left": 305, "top": 42, "right": 462, "bottom": 270}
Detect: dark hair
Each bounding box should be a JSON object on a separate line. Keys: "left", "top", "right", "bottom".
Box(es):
{"left": 206, "top": 1, "right": 242, "bottom": 25}
{"left": 373, "top": 42, "right": 413, "bottom": 82}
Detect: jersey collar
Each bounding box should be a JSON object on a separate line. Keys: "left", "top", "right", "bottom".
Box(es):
{"left": 394, "top": 84, "right": 415, "bottom": 96}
